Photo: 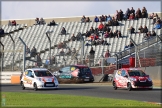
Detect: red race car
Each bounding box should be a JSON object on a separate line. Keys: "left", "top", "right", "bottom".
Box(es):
{"left": 112, "top": 68, "right": 153, "bottom": 91}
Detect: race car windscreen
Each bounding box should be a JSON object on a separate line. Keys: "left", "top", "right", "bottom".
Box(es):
{"left": 128, "top": 70, "right": 146, "bottom": 77}
{"left": 34, "top": 71, "right": 53, "bottom": 77}
{"left": 77, "top": 67, "right": 91, "bottom": 74}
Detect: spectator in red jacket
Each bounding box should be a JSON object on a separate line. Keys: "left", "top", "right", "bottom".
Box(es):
{"left": 129, "top": 14, "right": 135, "bottom": 20}
{"left": 12, "top": 20, "right": 16, "bottom": 26}
{"left": 98, "top": 22, "right": 104, "bottom": 31}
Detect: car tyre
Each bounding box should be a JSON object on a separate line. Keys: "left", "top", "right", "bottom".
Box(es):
{"left": 34, "top": 83, "right": 38, "bottom": 91}
{"left": 113, "top": 82, "right": 117, "bottom": 90}
{"left": 21, "top": 82, "right": 25, "bottom": 90}
{"left": 127, "top": 83, "right": 132, "bottom": 91}
{"left": 148, "top": 88, "right": 153, "bottom": 90}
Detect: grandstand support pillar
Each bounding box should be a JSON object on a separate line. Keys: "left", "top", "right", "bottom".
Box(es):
{"left": 0, "top": 41, "right": 4, "bottom": 71}
{"left": 8, "top": 33, "right": 15, "bottom": 71}
{"left": 101, "top": 55, "right": 104, "bottom": 75}
{"left": 81, "top": 36, "right": 84, "bottom": 64}
{"left": 19, "top": 37, "right": 26, "bottom": 72}
{"left": 46, "top": 31, "right": 53, "bottom": 69}
{"left": 115, "top": 54, "right": 119, "bottom": 69}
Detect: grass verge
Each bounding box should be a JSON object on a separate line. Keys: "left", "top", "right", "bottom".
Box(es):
{"left": 1, "top": 92, "right": 161, "bottom": 107}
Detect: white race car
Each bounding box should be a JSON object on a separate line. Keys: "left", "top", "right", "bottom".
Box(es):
{"left": 20, "top": 68, "right": 59, "bottom": 91}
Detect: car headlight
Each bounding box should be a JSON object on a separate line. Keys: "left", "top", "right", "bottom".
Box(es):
{"left": 147, "top": 77, "right": 152, "bottom": 81}
{"left": 130, "top": 77, "right": 137, "bottom": 81}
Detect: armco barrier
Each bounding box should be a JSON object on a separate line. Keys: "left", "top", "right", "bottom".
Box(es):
{"left": 1, "top": 71, "right": 21, "bottom": 84}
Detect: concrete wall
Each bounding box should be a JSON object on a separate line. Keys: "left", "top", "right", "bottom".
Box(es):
{"left": 1, "top": 12, "right": 162, "bottom": 27}
{"left": 139, "top": 66, "right": 161, "bottom": 81}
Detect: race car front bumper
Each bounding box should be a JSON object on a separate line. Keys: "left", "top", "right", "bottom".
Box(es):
{"left": 37, "top": 82, "right": 59, "bottom": 89}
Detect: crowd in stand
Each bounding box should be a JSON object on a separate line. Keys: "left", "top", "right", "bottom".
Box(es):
{"left": 1, "top": 6, "right": 162, "bottom": 67}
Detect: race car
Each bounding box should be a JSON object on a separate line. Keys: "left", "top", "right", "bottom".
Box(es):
{"left": 20, "top": 68, "right": 59, "bottom": 91}
{"left": 112, "top": 68, "right": 153, "bottom": 91}
{"left": 53, "top": 65, "right": 94, "bottom": 82}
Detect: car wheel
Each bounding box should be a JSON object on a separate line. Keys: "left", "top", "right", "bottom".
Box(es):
{"left": 21, "top": 82, "right": 25, "bottom": 90}
{"left": 113, "top": 82, "right": 117, "bottom": 90}
{"left": 127, "top": 83, "right": 132, "bottom": 91}
{"left": 34, "top": 83, "right": 38, "bottom": 91}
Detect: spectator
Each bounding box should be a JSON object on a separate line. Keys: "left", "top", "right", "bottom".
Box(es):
{"left": 93, "top": 34, "right": 99, "bottom": 40}
{"left": 60, "top": 27, "right": 66, "bottom": 35}
{"left": 153, "top": 21, "right": 161, "bottom": 29}
{"left": 91, "top": 38, "right": 96, "bottom": 46}
{"left": 149, "top": 13, "right": 154, "bottom": 19}
{"left": 85, "top": 17, "right": 90, "bottom": 22}
{"left": 69, "top": 34, "right": 76, "bottom": 41}
{"left": 112, "top": 19, "right": 119, "bottom": 26}
{"left": 114, "top": 10, "right": 120, "bottom": 21}
{"left": 125, "top": 41, "right": 134, "bottom": 49}
{"left": 106, "top": 15, "right": 112, "bottom": 22}
{"left": 12, "top": 20, "right": 16, "bottom": 26}
{"left": 89, "top": 47, "right": 95, "bottom": 66}
{"left": 0, "top": 28, "right": 5, "bottom": 36}
{"left": 129, "top": 13, "right": 135, "bottom": 20}
{"left": 81, "top": 15, "right": 86, "bottom": 23}
{"left": 98, "top": 22, "right": 104, "bottom": 31}
{"left": 123, "top": 8, "right": 130, "bottom": 20}
{"left": 35, "top": 18, "right": 40, "bottom": 25}
{"left": 119, "top": 9, "right": 124, "bottom": 21}
{"left": 104, "top": 50, "right": 111, "bottom": 66}
{"left": 104, "top": 31, "right": 109, "bottom": 38}
{"left": 144, "top": 31, "right": 151, "bottom": 40}
{"left": 103, "top": 40, "right": 109, "bottom": 46}
{"left": 117, "top": 31, "right": 122, "bottom": 38}
{"left": 45, "top": 57, "right": 50, "bottom": 68}
{"left": 39, "top": 18, "right": 46, "bottom": 25}
{"left": 143, "top": 25, "right": 148, "bottom": 33}
{"left": 151, "top": 30, "right": 156, "bottom": 36}
{"left": 141, "top": 7, "right": 147, "bottom": 18}
{"left": 113, "top": 30, "right": 118, "bottom": 38}
{"left": 66, "top": 47, "right": 71, "bottom": 55}
{"left": 138, "top": 26, "right": 144, "bottom": 33}
{"left": 109, "top": 30, "right": 114, "bottom": 38}
{"left": 89, "top": 27, "right": 95, "bottom": 34}
{"left": 99, "top": 38, "right": 104, "bottom": 45}
{"left": 57, "top": 42, "right": 63, "bottom": 49}
{"left": 107, "top": 20, "right": 112, "bottom": 26}
{"left": 99, "top": 15, "right": 106, "bottom": 22}
{"left": 96, "top": 39, "right": 100, "bottom": 45}
{"left": 84, "top": 30, "right": 91, "bottom": 37}
{"left": 30, "top": 46, "right": 37, "bottom": 58}
{"left": 128, "top": 26, "right": 135, "bottom": 34}
{"left": 71, "top": 48, "right": 76, "bottom": 56}
{"left": 94, "top": 16, "right": 99, "bottom": 22}
{"left": 26, "top": 46, "right": 30, "bottom": 54}
{"left": 153, "top": 13, "right": 159, "bottom": 24}
{"left": 135, "top": 8, "right": 142, "bottom": 20}
{"left": 48, "top": 20, "right": 56, "bottom": 26}
{"left": 35, "top": 53, "right": 42, "bottom": 67}
{"left": 130, "top": 7, "right": 135, "bottom": 17}
{"left": 8, "top": 20, "right": 12, "bottom": 26}
{"left": 59, "top": 48, "right": 65, "bottom": 56}
{"left": 51, "top": 56, "right": 56, "bottom": 65}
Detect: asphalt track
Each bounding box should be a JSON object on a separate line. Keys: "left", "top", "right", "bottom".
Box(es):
{"left": 1, "top": 84, "right": 162, "bottom": 104}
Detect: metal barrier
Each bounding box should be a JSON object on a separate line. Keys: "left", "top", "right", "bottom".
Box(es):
{"left": 0, "top": 71, "right": 21, "bottom": 83}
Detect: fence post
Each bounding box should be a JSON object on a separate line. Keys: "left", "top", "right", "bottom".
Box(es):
{"left": 19, "top": 37, "right": 26, "bottom": 72}
{"left": 101, "top": 57, "right": 104, "bottom": 75}
{"left": 0, "top": 41, "right": 4, "bottom": 71}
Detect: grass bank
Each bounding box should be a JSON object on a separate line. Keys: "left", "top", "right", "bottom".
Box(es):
{"left": 1, "top": 92, "right": 161, "bottom": 107}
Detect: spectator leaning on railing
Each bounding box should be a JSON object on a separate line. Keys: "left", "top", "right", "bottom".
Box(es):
{"left": 0, "top": 28, "right": 5, "bottom": 36}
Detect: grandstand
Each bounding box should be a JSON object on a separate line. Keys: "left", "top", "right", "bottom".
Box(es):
{"left": 0, "top": 11, "right": 162, "bottom": 72}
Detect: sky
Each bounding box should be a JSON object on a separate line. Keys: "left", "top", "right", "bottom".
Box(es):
{"left": 1, "top": 1, "right": 161, "bottom": 20}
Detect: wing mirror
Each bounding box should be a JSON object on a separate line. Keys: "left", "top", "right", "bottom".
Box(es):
{"left": 31, "top": 75, "right": 34, "bottom": 78}
{"left": 59, "top": 70, "right": 63, "bottom": 73}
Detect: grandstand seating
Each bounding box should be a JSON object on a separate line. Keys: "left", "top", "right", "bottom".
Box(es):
{"left": 1, "top": 14, "right": 162, "bottom": 70}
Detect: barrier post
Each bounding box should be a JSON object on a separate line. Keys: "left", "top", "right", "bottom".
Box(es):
{"left": 19, "top": 37, "right": 26, "bottom": 71}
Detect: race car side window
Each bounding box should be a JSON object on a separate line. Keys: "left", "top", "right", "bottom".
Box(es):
{"left": 121, "top": 70, "right": 126, "bottom": 76}
{"left": 60, "top": 67, "right": 70, "bottom": 73}
{"left": 26, "top": 70, "right": 33, "bottom": 77}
